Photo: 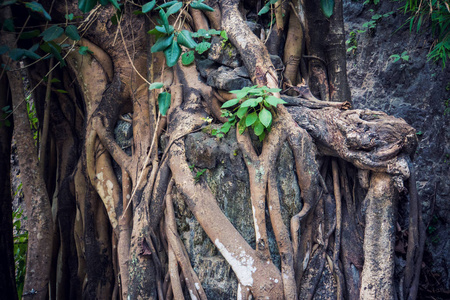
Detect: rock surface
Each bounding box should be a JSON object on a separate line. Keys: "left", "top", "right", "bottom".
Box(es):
{"left": 344, "top": 0, "right": 450, "bottom": 293}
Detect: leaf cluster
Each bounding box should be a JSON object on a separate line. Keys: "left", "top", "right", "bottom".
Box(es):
{"left": 217, "top": 86, "right": 286, "bottom": 141}
{"left": 346, "top": 11, "right": 393, "bottom": 54}
{"left": 0, "top": 1, "right": 91, "bottom": 67}
{"left": 390, "top": 51, "right": 409, "bottom": 63}
{"left": 398, "top": 0, "right": 450, "bottom": 66}
{"left": 144, "top": 0, "right": 215, "bottom": 67}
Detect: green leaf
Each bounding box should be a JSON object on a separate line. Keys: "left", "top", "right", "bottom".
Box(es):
{"left": 208, "top": 29, "right": 222, "bottom": 35}
{"left": 220, "top": 30, "right": 228, "bottom": 40}
{"left": 1, "top": 0, "right": 17, "bottom": 6}
{"left": 0, "top": 45, "right": 9, "bottom": 55}
{"left": 238, "top": 118, "right": 246, "bottom": 134}
{"left": 158, "top": 92, "right": 171, "bottom": 115}
{"left": 245, "top": 112, "right": 257, "bottom": 127}
{"left": 220, "top": 121, "right": 232, "bottom": 133}
{"left": 229, "top": 85, "right": 257, "bottom": 97}
{"left": 9, "top": 48, "right": 41, "bottom": 61}
{"left": 159, "top": 8, "right": 170, "bottom": 35}
{"left": 166, "top": 1, "right": 182, "bottom": 16}
{"left": 25, "top": 2, "right": 52, "bottom": 21}
{"left": 164, "top": 40, "right": 181, "bottom": 67}
{"left": 142, "top": 0, "right": 156, "bottom": 13}
{"left": 190, "top": 1, "right": 215, "bottom": 12}
{"left": 108, "top": 0, "right": 120, "bottom": 10}
{"left": 50, "top": 78, "right": 61, "bottom": 83}
{"left": 65, "top": 25, "right": 81, "bottom": 41}
{"left": 241, "top": 97, "right": 262, "bottom": 108}
{"left": 19, "top": 30, "right": 40, "bottom": 39}
{"left": 78, "top": 0, "right": 98, "bottom": 13}
{"left": 99, "top": 0, "right": 109, "bottom": 5}
{"left": 110, "top": 11, "right": 122, "bottom": 25}
{"left": 390, "top": 54, "right": 400, "bottom": 63}
{"left": 79, "top": 45, "right": 93, "bottom": 55}
{"left": 195, "top": 41, "right": 211, "bottom": 54}
{"left": 320, "top": 0, "right": 334, "bottom": 18}
{"left": 40, "top": 26, "right": 64, "bottom": 42}
{"left": 258, "top": 4, "right": 270, "bottom": 16}
{"left": 149, "top": 82, "right": 164, "bottom": 90}
{"left": 40, "top": 42, "right": 65, "bottom": 66}
{"left": 265, "top": 95, "right": 286, "bottom": 107}
{"left": 153, "top": 25, "right": 174, "bottom": 35}
{"left": 151, "top": 34, "right": 174, "bottom": 53}
{"left": 221, "top": 99, "right": 239, "bottom": 108}
{"left": 265, "top": 87, "right": 282, "bottom": 93}
{"left": 177, "top": 30, "right": 198, "bottom": 49}
{"left": 47, "top": 42, "right": 65, "bottom": 67}
{"left": 181, "top": 51, "right": 195, "bottom": 65}
{"left": 2, "top": 19, "right": 14, "bottom": 32}
{"left": 8, "top": 49, "right": 26, "bottom": 61}
{"left": 258, "top": 131, "right": 266, "bottom": 141}
{"left": 157, "top": 1, "right": 179, "bottom": 9}
{"left": 147, "top": 27, "right": 166, "bottom": 40}
{"left": 254, "top": 120, "right": 264, "bottom": 136}
{"left": 259, "top": 107, "right": 272, "bottom": 128}
{"left": 191, "top": 28, "right": 207, "bottom": 38}
{"left": 65, "top": 13, "right": 74, "bottom": 20}
{"left": 23, "top": 49, "right": 40, "bottom": 60}
{"left": 56, "top": 89, "right": 68, "bottom": 94}
{"left": 236, "top": 106, "right": 248, "bottom": 118}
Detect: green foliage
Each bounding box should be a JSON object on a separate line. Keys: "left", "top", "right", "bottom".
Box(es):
{"left": 78, "top": 45, "right": 93, "bottom": 55}
{"left": 390, "top": 51, "right": 409, "bottom": 63}
{"left": 142, "top": 0, "right": 156, "bottom": 13}
{"left": 13, "top": 206, "right": 28, "bottom": 299}
{"left": 258, "top": 0, "right": 278, "bottom": 16}
{"left": 181, "top": 50, "right": 195, "bottom": 65}
{"left": 219, "top": 86, "right": 286, "bottom": 141}
{"left": 25, "top": 1, "right": 51, "bottom": 21}
{"left": 78, "top": 0, "right": 120, "bottom": 13}
{"left": 19, "top": 30, "right": 41, "bottom": 40}
{"left": 400, "top": 0, "right": 450, "bottom": 67}
{"left": 346, "top": 11, "right": 394, "bottom": 54}
{"left": 346, "top": 31, "right": 358, "bottom": 54}
{"left": 145, "top": 1, "right": 225, "bottom": 68}
{"left": 149, "top": 82, "right": 164, "bottom": 90}
{"left": 1, "top": 105, "right": 12, "bottom": 127}
{"left": 362, "top": 12, "right": 394, "bottom": 31}
{"left": 157, "top": 91, "right": 171, "bottom": 116}
{"left": 65, "top": 25, "right": 81, "bottom": 41}
{"left": 78, "top": 0, "right": 98, "bottom": 13}
{"left": 195, "top": 41, "right": 211, "bottom": 54}
{"left": 190, "top": 0, "right": 215, "bottom": 12}
{"left": 193, "top": 167, "right": 207, "bottom": 183}
{"left": 363, "top": 0, "right": 380, "bottom": 5}
{"left": 320, "top": 0, "right": 335, "bottom": 18}
{"left": 26, "top": 96, "right": 39, "bottom": 142}
{"left": 40, "top": 25, "right": 64, "bottom": 42}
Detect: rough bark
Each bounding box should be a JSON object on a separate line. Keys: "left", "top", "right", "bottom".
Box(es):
{"left": 360, "top": 173, "right": 397, "bottom": 299}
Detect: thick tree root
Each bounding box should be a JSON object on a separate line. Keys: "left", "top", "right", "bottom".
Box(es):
{"left": 360, "top": 173, "right": 397, "bottom": 299}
